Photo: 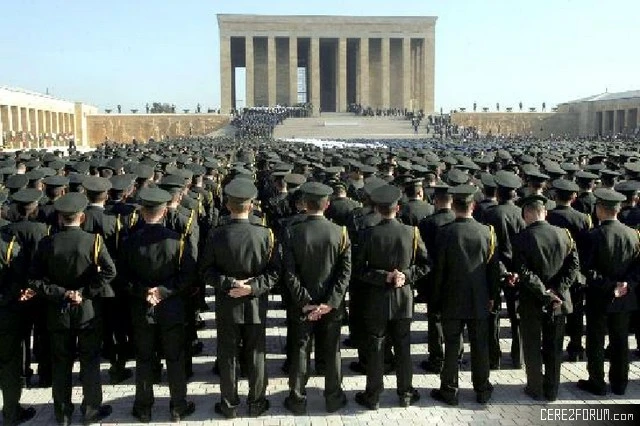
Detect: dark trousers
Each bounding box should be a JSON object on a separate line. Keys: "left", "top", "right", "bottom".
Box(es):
{"left": 0, "top": 330, "right": 23, "bottom": 424}
{"left": 504, "top": 287, "right": 522, "bottom": 365}
{"left": 289, "top": 312, "right": 343, "bottom": 406}
{"left": 521, "top": 311, "right": 565, "bottom": 399}
{"left": 440, "top": 318, "right": 491, "bottom": 398}
{"left": 217, "top": 321, "right": 267, "bottom": 409}
{"left": 586, "top": 310, "right": 631, "bottom": 393}
{"left": 132, "top": 322, "right": 187, "bottom": 412}
{"left": 102, "top": 297, "right": 131, "bottom": 370}
{"left": 184, "top": 295, "right": 196, "bottom": 376}
{"left": 427, "top": 309, "right": 444, "bottom": 363}
{"left": 50, "top": 327, "right": 103, "bottom": 419}
{"left": 364, "top": 318, "right": 412, "bottom": 401}
{"left": 565, "top": 286, "right": 585, "bottom": 353}
{"left": 488, "top": 308, "right": 501, "bottom": 367}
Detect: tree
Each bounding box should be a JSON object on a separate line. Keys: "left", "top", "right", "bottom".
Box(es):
{"left": 150, "top": 102, "right": 173, "bottom": 113}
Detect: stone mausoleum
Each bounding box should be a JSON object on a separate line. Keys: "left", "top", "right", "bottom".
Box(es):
{"left": 217, "top": 14, "right": 437, "bottom": 115}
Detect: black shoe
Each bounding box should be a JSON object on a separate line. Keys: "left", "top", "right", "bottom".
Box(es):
{"left": 56, "top": 416, "right": 72, "bottom": 426}
{"left": 14, "top": 406, "right": 36, "bottom": 425}
{"left": 577, "top": 379, "right": 607, "bottom": 396}
{"left": 565, "top": 350, "right": 585, "bottom": 362}
{"left": 343, "top": 337, "right": 355, "bottom": 348}
{"left": 355, "top": 392, "right": 379, "bottom": 410}
{"left": 191, "top": 341, "right": 204, "bottom": 356}
{"left": 212, "top": 360, "right": 220, "bottom": 375}
{"left": 524, "top": 386, "right": 543, "bottom": 401}
{"left": 476, "top": 391, "right": 492, "bottom": 404}
{"left": 248, "top": 399, "right": 270, "bottom": 417}
{"left": 326, "top": 393, "right": 348, "bottom": 413}
{"left": 384, "top": 363, "right": 395, "bottom": 374}
{"left": 419, "top": 359, "right": 442, "bottom": 374}
{"left": 349, "top": 361, "right": 366, "bottom": 374}
{"left": 489, "top": 362, "right": 500, "bottom": 371}
{"left": 132, "top": 407, "right": 151, "bottom": 423}
{"left": 109, "top": 367, "right": 133, "bottom": 384}
{"left": 611, "top": 386, "right": 626, "bottom": 396}
{"left": 82, "top": 405, "right": 112, "bottom": 425}
{"left": 544, "top": 392, "right": 558, "bottom": 402}
{"left": 315, "top": 365, "right": 326, "bottom": 376}
{"left": 214, "top": 402, "right": 236, "bottom": 419}
{"left": 37, "top": 378, "right": 52, "bottom": 388}
{"left": 283, "top": 396, "right": 307, "bottom": 415}
{"left": 195, "top": 320, "right": 206, "bottom": 330}
{"left": 170, "top": 401, "right": 195, "bottom": 422}
{"left": 430, "top": 389, "right": 458, "bottom": 406}
{"left": 399, "top": 388, "right": 420, "bottom": 407}
{"left": 281, "top": 360, "right": 290, "bottom": 374}
{"left": 512, "top": 361, "right": 522, "bottom": 369}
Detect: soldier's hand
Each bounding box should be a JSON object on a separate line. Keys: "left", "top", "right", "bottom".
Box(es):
{"left": 505, "top": 273, "right": 519, "bottom": 287}
{"left": 317, "top": 304, "right": 332, "bottom": 315}
{"left": 20, "top": 288, "right": 36, "bottom": 302}
{"left": 229, "top": 282, "right": 253, "bottom": 298}
{"left": 68, "top": 291, "right": 82, "bottom": 305}
{"left": 386, "top": 270, "right": 397, "bottom": 284}
{"left": 394, "top": 271, "right": 406, "bottom": 288}
{"left": 302, "top": 304, "right": 319, "bottom": 314}
{"left": 147, "top": 287, "right": 162, "bottom": 306}
{"left": 614, "top": 282, "right": 628, "bottom": 298}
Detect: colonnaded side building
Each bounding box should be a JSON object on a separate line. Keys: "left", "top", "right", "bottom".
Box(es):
{"left": 217, "top": 14, "right": 437, "bottom": 115}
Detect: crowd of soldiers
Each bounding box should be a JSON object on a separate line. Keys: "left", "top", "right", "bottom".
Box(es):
{"left": 1, "top": 131, "right": 640, "bottom": 424}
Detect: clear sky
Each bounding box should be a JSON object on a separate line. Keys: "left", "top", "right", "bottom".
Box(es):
{"left": 1, "top": 0, "right": 638, "bottom": 112}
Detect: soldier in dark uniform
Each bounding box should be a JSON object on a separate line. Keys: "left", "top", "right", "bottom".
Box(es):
{"left": 354, "top": 184, "right": 429, "bottom": 410}
{"left": 200, "top": 179, "right": 278, "bottom": 419}
{"left": 3, "top": 189, "right": 51, "bottom": 388}
{"left": 282, "top": 182, "right": 351, "bottom": 415}
{"left": 572, "top": 171, "right": 599, "bottom": 222}
{"left": 483, "top": 171, "right": 526, "bottom": 369}
{"left": 28, "top": 193, "right": 115, "bottom": 426}
{"left": 1, "top": 225, "right": 36, "bottom": 426}
{"left": 120, "top": 187, "right": 196, "bottom": 423}
{"left": 398, "top": 178, "right": 434, "bottom": 226}
{"left": 513, "top": 194, "right": 580, "bottom": 401}
{"left": 473, "top": 173, "right": 498, "bottom": 223}
{"left": 38, "top": 175, "right": 69, "bottom": 230}
{"left": 578, "top": 189, "right": 640, "bottom": 396}
{"left": 325, "top": 181, "right": 360, "bottom": 227}
{"left": 418, "top": 184, "right": 455, "bottom": 373}
{"left": 547, "top": 179, "right": 592, "bottom": 362}
{"left": 430, "top": 185, "right": 499, "bottom": 406}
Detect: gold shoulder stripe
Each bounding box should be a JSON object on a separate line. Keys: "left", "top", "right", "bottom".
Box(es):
{"left": 267, "top": 228, "right": 275, "bottom": 260}
{"left": 564, "top": 228, "right": 575, "bottom": 252}
{"left": 130, "top": 210, "right": 139, "bottom": 228}
{"left": 487, "top": 225, "right": 496, "bottom": 263}
{"left": 46, "top": 225, "right": 51, "bottom": 236}
{"left": 340, "top": 226, "right": 348, "bottom": 254}
{"left": 586, "top": 214, "right": 593, "bottom": 230}
{"left": 411, "top": 226, "right": 419, "bottom": 264}
{"left": 93, "top": 233, "right": 102, "bottom": 266}
{"left": 5, "top": 236, "right": 16, "bottom": 266}
{"left": 115, "top": 214, "right": 122, "bottom": 250}
{"left": 185, "top": 209, "right": 195, "bottom": 236}
{"left": 178, "top": 237, "right": 186, "bottom": 267}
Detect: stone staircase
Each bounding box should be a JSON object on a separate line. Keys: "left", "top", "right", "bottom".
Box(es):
{"left": 274, "top": 112, "right": 430, "bottom": 140}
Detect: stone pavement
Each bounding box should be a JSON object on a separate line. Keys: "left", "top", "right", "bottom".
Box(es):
{"left": 6, "top": 293, "right": 640, "bottom": 425}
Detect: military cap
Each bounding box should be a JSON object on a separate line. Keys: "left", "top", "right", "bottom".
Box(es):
{"left": 324, "top": 166, "right": 343, "bottom": 175}
{"left": 403, "top": 178, "right": 424, "bottom": 187}
{"left": 370, "top": 184, "right": 402, "bottom": 206}
{"left": 552, "top": 179, "right": 579, "bottom": 193}
{"left": 614, "top": 181, "right": 640, "bottom": 196}
{"left": 329, "top": 180, "right": 347, "bottom": 190}
{"left": 524, "top": 169, "right": 550, "bottom": 182}
{"left": 82, "top": 176, "right": 112, "bottom": 192}
{"left": 224, "top": 179, "right": 258, "bottom": 200}
{"left": 518, "top": 194, "right": 548, "bottom": 209}
{"left": 25, "top": 159, "right": 41, "bottom": 169}
{"left": 25, "top": 170, "right": 45, "bottom": 182}
{"left": 54, "top": 192, "right": 88, "bottom": 214}
{"left": 448, "top": 184, "right": 477, "bottom": 202}
{"left": 11, "top": 188, "right": 43, "bottom": 204}
{"left": 68, "top": 174, "right": 86, "bottom": 185}
{"left": 444, "top": 169, "right": 469, "bottom": 186}
{"left": 101, "top": 158, "right": 124, "bottom": 171}
{"left": 360, "top": 165, "right": 378, "bottom": 175}
{"left": 159, "top": 174, "right": 185, "bottom": 192}
{"left": 494, "top": 171, "right": 522, "bottom": 189}
{"left": 39, "top": 167, "right": 56, "bottom": 177}
{"left": 433, "top": 183, "right": 450, "bottom": 194}
{"left": 363, "top": 177, "right": 387, "bottom": 195}
{"left": 5, "top": 174, "right": 29, "bottom": 190}
{"left": 43, "top": 175, "right": 70, "bottom": 187}
{"left": 138, "top": 187, "right": 172, "bottom": 207}
{"left": 186, "top": 163, "right": 206, "bottom": 177}
{"left": 575, "top": 171, "right": 599, "bottom": 181}
{"left": 284, "top": 173, "right": 306, "bottom": 186}
{"left": 480, "top": 173, "right": 497, "bottom": 188}
{"left": 593, "top": 188, "right": 626, "bottom": 206}
{"left": 110, "top": 174, "right": 135, "bottom": 191}
{"left": 298, "top": 182, "right": 333, "bottom": 197}
{"left": 133, "top": 164, "right": 154, "bottom": 180}
{"left": 49, "top": 160, "right": 65, "bottom": 171}
{"left": 600, "top": 169, "right": 621, "bottom": 179}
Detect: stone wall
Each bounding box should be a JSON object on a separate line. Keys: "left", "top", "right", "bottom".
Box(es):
{"left": 450, "top": 112, "right": 579, "bottom": 137}
{"left": 85, "top": 114, "right": 230, "bottom": 147}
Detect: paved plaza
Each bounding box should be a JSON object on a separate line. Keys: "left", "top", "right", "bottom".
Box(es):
{"left": 4, "top": 291, "right": 638, "bottom": 426}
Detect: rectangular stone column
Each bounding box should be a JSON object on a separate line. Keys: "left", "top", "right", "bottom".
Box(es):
{"left": 245, "top": 36, "right": 254, "bottom": 108}
{"left": 310, "top": 37, "right": 320, "bottom": 115}
{"left": 220, "top": 35, "right": 232, "bottom": 114}
{"left": 48, "top": 111, "right": 54, "bottom": 134}
{"left": 55, "top": 112, "right": 60, "bottom": 134}
{"left": 402, "top": 38, "right": 411, "bottom": 110}
{"left": 37, "top": 110, "right": 44, "bottom": 133}
{"left": 29, "top": 109, "right": 37, "bottom": 135}
{"left": 359, "top": 38, "right": 369, "bottom": 107}
{"left": 381, "top": 38, "right": 390, "bottom": 108}
{"left": 424, "top": 36, "right": 435, "bottom": 113}
{"left": 289, "top": 37, "right": 298, "bottom": 105}
{"left": 337, "top": 38, "right": 347, "bottom": 112}
{"left": 267, "top": 36, "right": 276, "bottom": 106}
{"left": 12, "top": 106, "right": 22, "bottom": 132}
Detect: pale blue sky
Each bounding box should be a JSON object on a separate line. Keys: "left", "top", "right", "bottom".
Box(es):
{"left": 1, "top": 0, "right": 638, "bottom": 112}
